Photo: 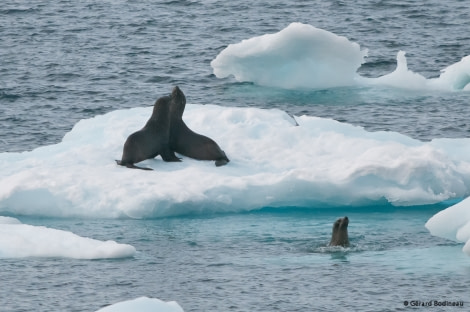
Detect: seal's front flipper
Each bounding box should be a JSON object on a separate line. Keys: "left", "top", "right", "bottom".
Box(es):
{"left": 161, "top": 149, "right": 182, "bottom": 162}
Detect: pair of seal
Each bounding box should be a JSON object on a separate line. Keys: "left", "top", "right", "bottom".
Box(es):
{"left": 169, "top": 86, "right": 229, "bottom": 167}
{"left": 329, "top": 216, "right": 349, "bottom": 247}
{"left": 116, "top": 95, "right": 181, "bottom": 170}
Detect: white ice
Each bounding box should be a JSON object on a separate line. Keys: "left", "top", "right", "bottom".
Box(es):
{"left": 0, "top": 217, "right": 136, "bottom": 259}
{"left": 1, "top": 104, "right": 470, "bottom": 219}
{"left": 211, "top": 22, "right": 367, "bottom": 89}
{"left": 95, "top": 297, "right": 184, "bottom": 312}
{"left": 211, "top": 22, "right": 470, "bottom": 91}
{"left": 426, "top": 199, "right": 470, "bottom": 256}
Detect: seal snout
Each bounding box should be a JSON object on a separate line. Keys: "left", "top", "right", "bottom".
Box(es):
{"left": 171, "top": 85, "right": 186, "bottom": 105}
{"left": 338, "top": 216, "right": 349, "bottom": 229}
{"left": 172, "top": 86, "right": 182, "bottom": 96}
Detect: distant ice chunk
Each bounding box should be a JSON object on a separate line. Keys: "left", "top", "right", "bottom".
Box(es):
{"left": 426, "top": 198, "right": 470, "bottom": 256}
{"left": 212, "top": 23, "right": 470, "bottom": 92}
{"left": 364, "top": 51, "right": 428, "bottom": 90}
{"left": 95, "top": 297, "right": 184, "bottom": 312}
{"left": 211, "top": 22, "right": 367, "bottom": 89}
{"left": 433, "top": 54, "right": 470, "bottom": 91}
{"left": 365, "top": 51, "right": 470, "bottom": 91}
{"left": 0, "top": 218, "right": 136, "bottom": 259}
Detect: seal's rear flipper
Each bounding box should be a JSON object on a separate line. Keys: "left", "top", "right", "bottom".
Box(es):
{"left": 215, "top": 152, "right": 230, "bottom": 167}
{"left": 127, "top": 164, "right": 153, "bottom": 171}
{"left": 116, "top": 160, "right": 153, "bottom": 171}
{"left": 215, "top": 158, "right": 229, "bottom": 167}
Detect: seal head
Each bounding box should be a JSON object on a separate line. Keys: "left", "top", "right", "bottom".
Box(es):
{"left": 329, "top": 216, "right": 349, "bottom": 247}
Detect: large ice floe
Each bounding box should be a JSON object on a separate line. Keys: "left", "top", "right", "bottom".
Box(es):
{"left": 211, "top": 22, "right": 470, "bottom": 91}
{"left": 1, "top": 104, "right": 470, "bottom": 219}
{"left": 0, "top": 216, "right": 135, "bottom": 259}
{"left": 95, "top": 297, "right": 184, "bottom": 312}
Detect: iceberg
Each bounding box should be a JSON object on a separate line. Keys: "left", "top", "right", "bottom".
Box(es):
{"left": 1, "top": 104, "right": 470, "bottom": 218}
{"left": 426, "top": 198, "right": 470, "bottom": 256}
{"left": 212, "top": 22, "right": 470, "bottom": 91}
{"left": 364, "top": 51, "right": 470, "bottom": 91}
{"left": 95, "top": 297, "right": 184, "bottom": 312}
{"left": 0, "top": 217, "right": 136, "bottom": 259}
{"left": 211, "top": 22, "right": 367, "bottom": 89}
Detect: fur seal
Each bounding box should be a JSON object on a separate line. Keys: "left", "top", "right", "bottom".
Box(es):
{"left": 116, "top": 95, "right": 181, "bottom": 170}
{"left": 169, "top": 86, "right": 229, "bottom": 167}
{"left": 329, "top": 216, "right": 349, "bottom": 247}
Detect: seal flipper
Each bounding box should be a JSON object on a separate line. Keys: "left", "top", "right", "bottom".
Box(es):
{"left": 161, "top": 149, "right": 182, "bottom": 162}
{"left": 215, "top": 159, "right": 228, "bottom": 167}
{"left": 115, "top": 160, "right": 153, "bottom": 171}
{"left": 214, "top": 151, "right": 230, "bottom": 167}
{"left": 127, "top": 164, "right": 153, "bottom": 170}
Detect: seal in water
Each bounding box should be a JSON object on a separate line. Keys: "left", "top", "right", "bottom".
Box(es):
{"left": 169, "top": 86, "right": 229, "bottom": 167}
{"left": 116, "top": 95, "right": 181, "bottom": 170}
{"left": 329, "top": 216, "right": 349, "bottom": 247}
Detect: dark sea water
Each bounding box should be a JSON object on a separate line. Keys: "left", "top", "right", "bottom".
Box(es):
{"left": 2, "top": 0, "right": 470, "bottom": 153}
{"left": 1, "top": 1, "right": 470, "bottom": 311}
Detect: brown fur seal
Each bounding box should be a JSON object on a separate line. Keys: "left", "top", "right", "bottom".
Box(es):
{"left": 329, "top": 216, "right": 349, "bottom": 247}
{"left": 116, "top": 95, "right": 181, "bottom": 170}
{"left": 169, "top": 86, "right": 229, "bottom": 167}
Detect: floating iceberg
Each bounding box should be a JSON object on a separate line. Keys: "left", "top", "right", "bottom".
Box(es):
{"left": 95, "top": 297, "right": 184, "bottom": 312}
{"left": 1, "top": 104, "right": 470, "bottom": 219}
{"left": 0, "top": 217, "right": 136, "bottom": 259}
{"left": 426, "top": 198, "right": 470, "bottom": 256}
{"left": 212, "top": 22, "right": 470, "bottom": 91}
{"left": 211, "top": 22, "right": 367, "bottom": 89}
{"left": 364, "top": 51, "right": 470, "bottom": 91}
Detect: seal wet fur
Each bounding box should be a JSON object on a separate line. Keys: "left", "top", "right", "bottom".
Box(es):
{"left": 116, "top": 95, "right": 181, "bottom": 170}
{"left": 169, "top": 86, "right": 229, "bottom": 167}
{"left": 329, "top": 216, "right": 349, "bottom": 247}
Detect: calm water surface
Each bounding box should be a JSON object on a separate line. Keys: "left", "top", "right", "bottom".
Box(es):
{"left": 2, "top": 206, "right": 468, "bottom": 312}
